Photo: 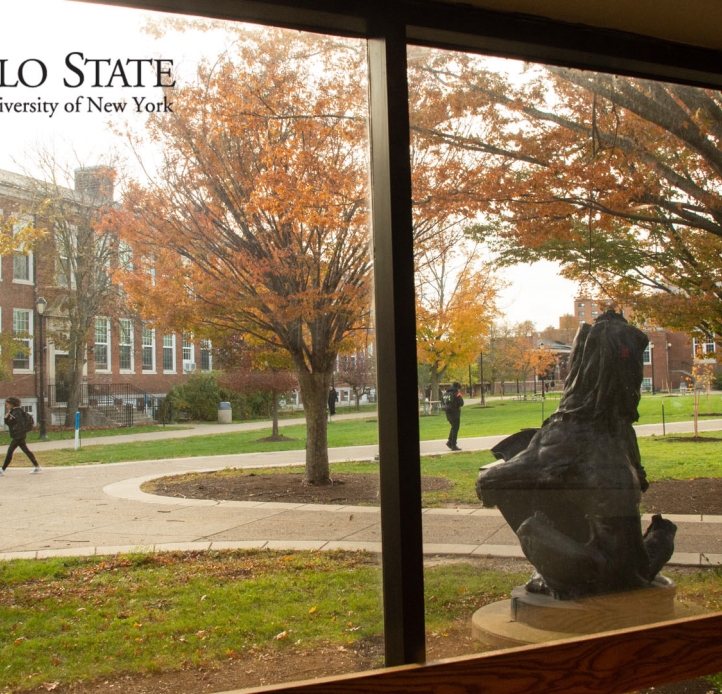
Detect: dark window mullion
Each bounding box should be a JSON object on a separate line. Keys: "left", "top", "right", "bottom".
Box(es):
{"left": 367, "top": 16, "right": 426, "bottom": 668}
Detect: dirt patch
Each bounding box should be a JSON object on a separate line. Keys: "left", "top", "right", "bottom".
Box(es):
{"left": 143, "top": 470, "right": 722, "bottom": 516}
{"left": 143, "top": 472, "right": 452, "bottom": 506}
{"left": 643, "top": 478, "right": 722, "bottom": 515}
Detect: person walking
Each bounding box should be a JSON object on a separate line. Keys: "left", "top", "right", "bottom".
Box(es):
{"left": 2, "top": 397, "right": 42, "bottom": 475}
{"left": 328, "top": 385, "right": 338, "bottom": 418}
{"left": 443, "top": 381, "right": 464, "bottom": 451}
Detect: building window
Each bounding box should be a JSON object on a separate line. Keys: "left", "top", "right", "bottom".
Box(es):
{"left": 12, "top": 218, "right": 33, "bottom": 284}
{"left": 163, "top": 334, "right": 176, "bottom": 372}
{"left": 577, "top": 302, "right": 585, "bottom": 307}
{"left": 182, "top": 336, "right": 195, "bottom": 371}
{"left": 591, "top": 311, "right": 598, "bottom": 316}
{"left": 142, "top": 326, "right": 155, "bottom": 372}
{"left": 578, "top": 311, "right": 585, "bottom": 317}
{"left": 12, "top": 309, "right": 32, "bottom": 370}
{"left": 119, "top": 319, "right": 133, "bottom": 372}
{"left": 641, "top": 377, "right": 652, "bottom": 392}
{"left": 94, "top": 317, "right": 110, "bottom": 371}
{"left": 642, "top": 346, "right": 652, "bottom": 364}
{"left": 692, "top": 338, "right": 716, "bottom": 356}
{"left": 200, "top": 339, "right": 212, "bottom": 371}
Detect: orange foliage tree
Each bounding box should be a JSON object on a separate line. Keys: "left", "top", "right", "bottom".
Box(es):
{"left": 408, "top": 49, "right": 722, "bottom": 341}
{"left": 415, "top": 241, "right": 501, "bottom": 401}
{"left": 116, "top": 30, "right": 371, "bottom": 485}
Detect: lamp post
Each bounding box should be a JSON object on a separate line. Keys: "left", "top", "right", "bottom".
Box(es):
{"left": 666, "top": 341, "right": 672, "bottom": 393}
{"left": 35, "top": 297, "right": 48, "bottom": 440}
{"left": 649, "top": 341, "right": 655, "bottom": 395}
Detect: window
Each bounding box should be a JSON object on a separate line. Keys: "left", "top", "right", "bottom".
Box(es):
{"left": 182, "top": 336, "right": 195, "bottom": 371}
{"left": 641, "top": 377, "right": 653, "bottom": 392}
{"left": 12, "top": 217, "right": 33, "bottom": 284}
{"left": 163, "top": 334, "right": 176, "bottom": 372}
{"left": 94, "top": 317, "right": 110, "bottom": 371}
{"left": 142, "top": 326, "right": 155, "bottom": 372}
{"left": 591, "top": 311, "right": 598, "bottom": 316}
{"left": 643, "top": 345, "right": 651, "bottom": 364}
{"left": 12, "top": 309, "right": 32, "bottom": 370}
{"left": 200, "top": 339, "right": 212, "bottom": 371}
{"left": 55, "top": 225, "right": 78, "bottom": 288}
{"left": 119, "top": 319, "right": 133, "bottom": 372}
{"left": 577, "top": 302, "right": 585, "bottom": 307}
{"left": 578, "top": 311, "right": 585, "bottom": 317}
{"left": 692, "top": 338, "right": 716, "bottom": 356}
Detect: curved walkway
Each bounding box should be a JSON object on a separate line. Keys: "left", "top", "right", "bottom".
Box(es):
{"left": 1, "top": 421, "right": 721, "bottom": 567}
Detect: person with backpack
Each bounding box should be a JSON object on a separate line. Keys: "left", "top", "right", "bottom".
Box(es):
{"left": 443, "top": 382, "right": 464, "bottom": 451}
{"left": 2, "top": 397, "right": 42, "bottom": 475}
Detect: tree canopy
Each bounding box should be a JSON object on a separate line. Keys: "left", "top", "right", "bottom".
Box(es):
{"left": 116, "top": 29, "right": 371, "bottom": 485}
{"left": 410, "top": 49, "right": 722, "bottom": 340}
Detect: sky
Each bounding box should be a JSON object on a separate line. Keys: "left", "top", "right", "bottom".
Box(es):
{"left": 0, "top": 0, "right": 578, "bottom": 329}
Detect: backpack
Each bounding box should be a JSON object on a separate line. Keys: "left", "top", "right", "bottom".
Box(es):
{"left": 441, "top": 391, "right": 455, "bottom": 412}
{"left": 20, "top": 410, "right": 35, "bottom": 434}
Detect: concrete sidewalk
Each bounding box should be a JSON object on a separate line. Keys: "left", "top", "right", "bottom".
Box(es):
{"left": 1, "top": 426, "right": 721, "bottom": 567}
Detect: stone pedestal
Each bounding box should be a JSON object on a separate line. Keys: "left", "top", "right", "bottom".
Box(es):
{"left": 472, "top": 577, "right": 707, "bottom": 649}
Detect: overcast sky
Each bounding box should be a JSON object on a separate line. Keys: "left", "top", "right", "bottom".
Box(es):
{"left": 1, "top": 0, "right": 578, "bottom": 329}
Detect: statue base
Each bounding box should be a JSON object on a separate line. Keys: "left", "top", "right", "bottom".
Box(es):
{"left": 472, "top": 576, "right": 707, "bottom": 649}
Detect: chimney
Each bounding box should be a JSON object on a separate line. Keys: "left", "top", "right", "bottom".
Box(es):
{"left": 74, "top": 166, "right": 115, "bottom": 202}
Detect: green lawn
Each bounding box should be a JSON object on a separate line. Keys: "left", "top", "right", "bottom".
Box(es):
{"left": 0, "top": 424, "right": 189, "bottom": 445}
{"left": 0, "top": 551, "right": 524, "bottom": 691}
{"left": 12, "top": 394, "right": 720, "bottom": 468}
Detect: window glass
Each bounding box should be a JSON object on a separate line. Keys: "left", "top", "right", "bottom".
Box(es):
{"left": 12, "top": 308, "right": 32, "bottom": 369}
{"left": 94, "top": 317, "right": 109, "bottom": 370}
{"left": 119, "top": 318, "right": 134, "bottom": 372}
{"left": 0, "top": 4, "right": 379, "bottom": 691}
{"left": 409, "top": 45, "right": 722, "bottom": 664}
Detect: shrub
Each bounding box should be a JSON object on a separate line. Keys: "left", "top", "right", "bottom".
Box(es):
{"left": 166, "top": 373, "right": 222, "bottom": 421}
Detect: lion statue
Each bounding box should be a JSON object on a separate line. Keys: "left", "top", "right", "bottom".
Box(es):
{"left": 476, "top": 309, "right": 677, "bottom": 599}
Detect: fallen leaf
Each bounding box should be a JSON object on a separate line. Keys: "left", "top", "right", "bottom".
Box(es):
{"left": 308, "top": 606, "right": 317, "bottom": 615}
{"left": 42, "top": 683, "right": 59, "bottom": 691}
{"left": 274, "top": 630, "right": 288, "bottom": 640}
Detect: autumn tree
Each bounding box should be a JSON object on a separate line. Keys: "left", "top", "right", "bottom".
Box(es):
{"left": 29, "top": 160, "right": 119, "bottom": 426}
{"left": 407, "top": 50, "right": 722, "bottom": 340}
{"left": 336, "top": 345, "right": 376, "bottom": 411}
{"left": 215, "top": 333, "right": 298, "bottom": 439}
{"left": 540, "top": 314, "right": 578, "bottom": 345}
{"left": 117, "top": 29, "right": 370, "bottom": 485}
{"left": 415, "top": 240, "right": 500, "bottom": 401}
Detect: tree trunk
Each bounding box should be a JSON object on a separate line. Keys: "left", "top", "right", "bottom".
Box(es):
{"left": 272, "top": 392, "right": 279, "bottom": 437}
{"left": 297, "top": 370, "right": 331, "bottom": 485}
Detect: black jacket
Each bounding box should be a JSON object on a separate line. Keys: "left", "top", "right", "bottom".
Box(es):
{"left": 4, "top": 407, "right": 27, "bottom": 439}
{"left": 443, "top": 387, "right": 464, "bottom": 418}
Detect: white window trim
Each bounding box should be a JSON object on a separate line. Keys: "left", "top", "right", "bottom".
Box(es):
{"left": 200, "top": 339, "right": 212, "bottom": 372}
{"left": 142, "top": 325, "right": 156, "bottom": 374}
{"left": 119, "top": 318, "right": 135, "bottom": 374}
{"left": 12, "top": 308, "right": 33, "bottom": 373}
{"left": 12, "top": 217, "right": 34, "bottom": 285}
{"left": 642, "top": 346, "right": 652, "bottom": 364}
{"left": 94, "top": 316, "right": 112, "bottom": 374}
{"left": 163, "top": 333, "right": 176, "bottom": 374}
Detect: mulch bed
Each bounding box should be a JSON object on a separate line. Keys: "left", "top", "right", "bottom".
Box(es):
{"left": 144, "top": 471, "right": 722, "bottom": 515}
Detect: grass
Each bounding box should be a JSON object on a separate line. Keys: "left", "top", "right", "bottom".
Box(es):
{"left": 0, "top": 424, "right": 189, "bottom": 445}
{"left": 9, "top": 393, "right": 720, "bottom": 468}
{"left": 1, "top": 551, "right": 719, "bottom": 692}
{"left": 0, "top": 551, "right": 524, "bottom": 691}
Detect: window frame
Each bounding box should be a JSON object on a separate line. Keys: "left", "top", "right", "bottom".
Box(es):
{"left": 71, "top": 0, "right": 722, "bottom": 689}
{"left": 141, "top": 325, "right": 156, "bottom": 373}
{"left": 12, "top": 308, "right": 33, "bottom": 372}
{"left": 118, "top": 318, "right": 134, "bottom": 373}
{"left": 162, "top": 333, "right": 176, "bottom": 373}
{"left": 94, "top": 316, "right": 111, "bottom": 373}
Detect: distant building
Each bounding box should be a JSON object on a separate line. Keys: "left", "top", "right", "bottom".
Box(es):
{"left": 0, "top": 167, "right": 213, "bottom": 425}
{"left": 573, "top": 297, "right": 719, "bottom": 392}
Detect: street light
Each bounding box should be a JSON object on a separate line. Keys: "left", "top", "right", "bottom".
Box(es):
{"left": 35, "top": 297, "right": 48, "bottom": 440}
{"left": 649, "top": 341, "right": 655, "bottom": 395}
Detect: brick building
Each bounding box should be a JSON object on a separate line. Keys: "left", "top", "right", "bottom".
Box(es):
{"left": 573, "top": 297, "right": 719, "bottom": 392}
{"left": 0, "top": 167, "right": 213, "bottom": 425}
